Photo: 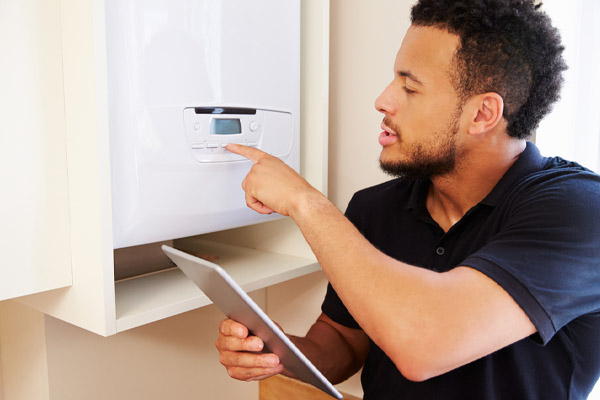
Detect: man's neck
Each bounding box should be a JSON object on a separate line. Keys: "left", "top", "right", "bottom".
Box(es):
{"left": 426, "top": 139, "right": 526, "bottom": 232}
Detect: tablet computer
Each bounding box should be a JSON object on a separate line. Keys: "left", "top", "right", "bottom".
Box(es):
{"left": 162, "top": 245, "right": 343, "bottom": 399}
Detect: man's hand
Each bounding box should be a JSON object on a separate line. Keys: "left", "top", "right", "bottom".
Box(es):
{"left": 215, "top": 319, "right": 284, "bottom": 381}
{"left": 226, "top": 143, "right": 321, "bottom": 217}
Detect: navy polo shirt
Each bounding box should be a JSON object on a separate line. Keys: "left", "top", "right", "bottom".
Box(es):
{"left": 322, "top": 142, "right": 600, "bottom": 399}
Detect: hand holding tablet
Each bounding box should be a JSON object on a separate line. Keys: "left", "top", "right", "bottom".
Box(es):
{"left": 162, "top": 245, "right": 343, "bottom": 399}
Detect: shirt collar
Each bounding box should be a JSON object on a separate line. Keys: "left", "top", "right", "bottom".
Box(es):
{"left": 406, "top": 178, "right": 430, "bottom": 211}
{"left": 405, "top": 141, "right": 548, "bottom": 210}
{"left": 480, "top": 141, "right": 548, "bottom": 206}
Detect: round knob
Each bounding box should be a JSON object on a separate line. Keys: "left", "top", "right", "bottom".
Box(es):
{"left": 249, "top": 121, "right": 260, "bottom": 132}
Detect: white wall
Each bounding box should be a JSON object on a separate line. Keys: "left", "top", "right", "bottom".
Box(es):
{"left": 536, "top": 0, "right": 600, "bottom": 173}
{"left": 0, "top": 302, "right": 50, "bottom": 400}
{"left": 328, "top": 0, "right": 412, "bottom": 210}
{"left": 43, "top": 299, "right": 264, "bottom": 400}
{"left": 1, "top": 296, "right": 261, "bottom": 400}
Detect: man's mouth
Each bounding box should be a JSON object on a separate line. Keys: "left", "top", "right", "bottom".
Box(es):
{"left": 379, "top": 122, "right": 399, "bottom": 146}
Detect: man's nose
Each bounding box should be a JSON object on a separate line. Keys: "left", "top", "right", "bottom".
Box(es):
{"left": 375, "top": 83, "right": 396, "bottom": 116}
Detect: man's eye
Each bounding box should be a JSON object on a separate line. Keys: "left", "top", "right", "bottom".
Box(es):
{"left": 403, "top": 86, "right": 416, "bottom": 94}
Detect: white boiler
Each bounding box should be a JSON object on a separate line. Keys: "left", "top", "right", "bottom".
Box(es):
{"left": 105, "top": 0, "right": 300, "bottom": 249}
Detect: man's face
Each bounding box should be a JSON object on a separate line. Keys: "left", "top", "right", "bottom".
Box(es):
{"left": 376, "top": 26, "right": 466, "bottom": 180}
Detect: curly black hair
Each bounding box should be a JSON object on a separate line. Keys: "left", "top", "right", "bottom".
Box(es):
{"left": 411, "top": 0, "right": 567, "bottom": 139}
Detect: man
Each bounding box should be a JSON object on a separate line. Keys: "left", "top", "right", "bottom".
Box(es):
{"left": 217, "top": 0, "right": 600, "bottom": 398}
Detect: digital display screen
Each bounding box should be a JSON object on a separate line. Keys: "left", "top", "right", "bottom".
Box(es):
{"left": 210, "top": 118, "right": 242, "bottom": 135}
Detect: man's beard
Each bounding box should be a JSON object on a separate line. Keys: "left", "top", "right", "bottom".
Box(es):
{"left": 379, "top": 110, "right": 461, "bottom": 181}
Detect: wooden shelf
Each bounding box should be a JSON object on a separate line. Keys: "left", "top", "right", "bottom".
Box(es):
{"left": 115, "top": 239, "right": 320, "bottom": 332}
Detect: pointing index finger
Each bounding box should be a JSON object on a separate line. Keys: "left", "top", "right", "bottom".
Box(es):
{"left": 226, "top": 143, "right": 267, "bottom": 163}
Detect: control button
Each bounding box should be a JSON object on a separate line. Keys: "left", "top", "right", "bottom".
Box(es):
{"left": 206, "top": 142, "right": 219, "bottom": 149}
{"left": 248, "top": 140, "right": 258, "bottom": 147}
{"left": 220, "top": 143, "right": 228, "bottom": 148}
{"left": 436, "top": 247, "right": 445, "bottom": 256}
{"left": 194, "top": 122, "right": 201, "bottom": 131}
{"left": 191, "top": 142, "right": 205, "bottom": 149}
{"left": 249, "top": 121, "right": 260, "bottom": 132}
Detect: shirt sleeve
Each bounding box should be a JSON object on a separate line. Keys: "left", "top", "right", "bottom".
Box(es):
{"left": 462, "top": 169, "right": 600, "bottom": 344}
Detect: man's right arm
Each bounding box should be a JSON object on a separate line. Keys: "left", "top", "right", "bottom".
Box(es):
{"left": 215, "top": 313, "right": 369, "bottom": 384}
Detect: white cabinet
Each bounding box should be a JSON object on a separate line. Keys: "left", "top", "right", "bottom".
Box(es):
{"left": 5, "top": 0, "right": 329, "bottom": 336}
{"left": 0, "top": 0, "right": 72, "bottom": 301}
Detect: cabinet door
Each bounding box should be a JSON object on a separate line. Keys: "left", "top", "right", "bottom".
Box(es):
{"left": 0, "top": 0, "right": 72, "bottom": 300}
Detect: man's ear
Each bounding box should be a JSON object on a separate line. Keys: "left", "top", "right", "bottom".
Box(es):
{"left": 468, "top": 92, "right": 504, "bottom": 135}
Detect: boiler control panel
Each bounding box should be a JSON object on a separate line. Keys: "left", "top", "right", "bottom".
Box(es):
{"left": 183, "top": 107, "right": 293, "bottom": 163}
